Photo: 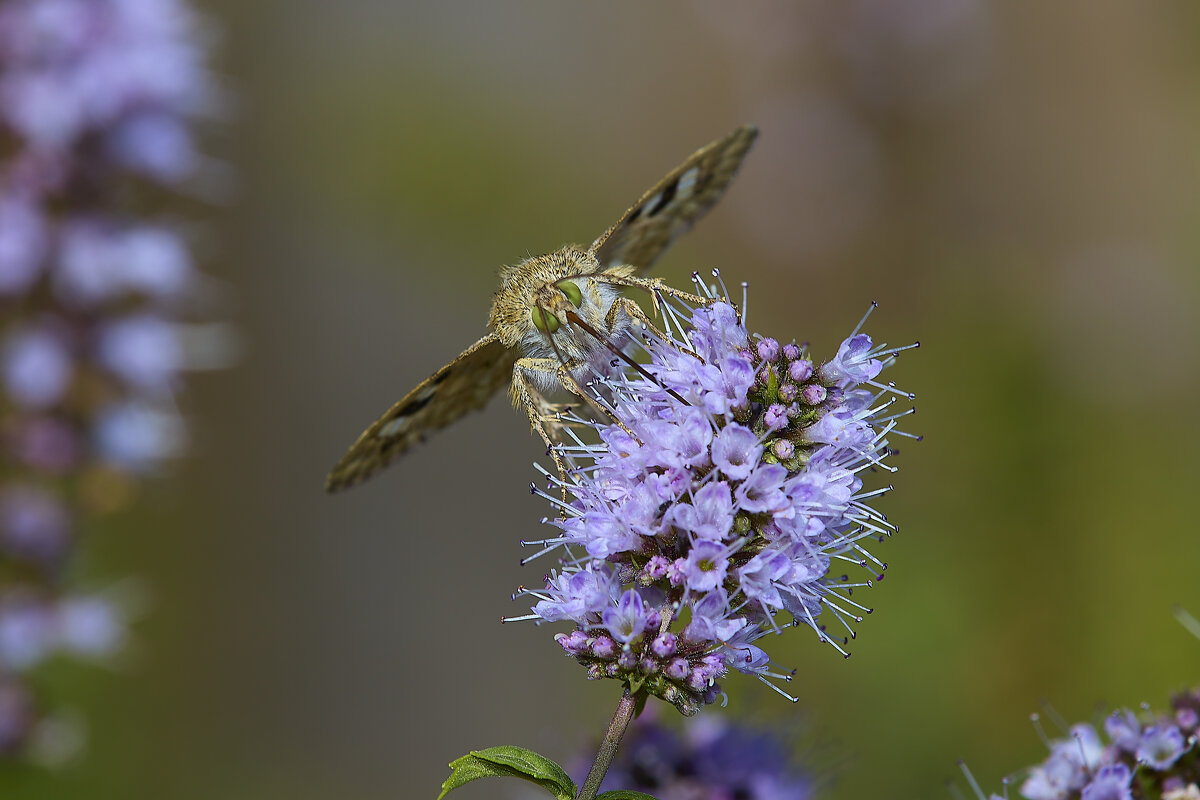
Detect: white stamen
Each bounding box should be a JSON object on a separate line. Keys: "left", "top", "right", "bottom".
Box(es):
{"left": 849, "top": 301, "right": 878, "bottom": 338}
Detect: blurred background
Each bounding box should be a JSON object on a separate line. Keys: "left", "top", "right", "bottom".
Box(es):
{"left": 6, "top": 1, "right": 1200, "bottom": 798}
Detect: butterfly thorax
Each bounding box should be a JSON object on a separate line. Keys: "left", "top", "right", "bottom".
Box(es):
{"left": 489, "top": 245, "right": 636, "bottom": 392}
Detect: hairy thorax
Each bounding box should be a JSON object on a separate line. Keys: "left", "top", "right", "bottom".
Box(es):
{"left": 488, "top": 245, "right": 637, "bottom": 393}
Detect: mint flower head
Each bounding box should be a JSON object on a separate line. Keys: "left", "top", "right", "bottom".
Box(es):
{"left": 513, "top": 279, "right": 917, "bottom": 714}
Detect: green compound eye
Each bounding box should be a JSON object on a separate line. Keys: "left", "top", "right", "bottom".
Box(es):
{"left": 531, "top": 306, "right": 560, "bottom": 334}
{"left": 557, "top": 280, "right": 583, "bottom": 308}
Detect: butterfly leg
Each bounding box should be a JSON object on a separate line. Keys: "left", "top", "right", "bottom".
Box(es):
{"left": 594, "top": 274, "right": 716, "bottom": 320}
{"left": 511, "top": 356, "right": 640, "bottom": 486}
{"left": 510, "top": 357, "right": 589, "bottom": 485}
{"left": 603, "top": 296, "right": 709, "bottom": 363}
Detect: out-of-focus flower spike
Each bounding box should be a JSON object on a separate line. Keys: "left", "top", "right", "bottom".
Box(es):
{"left": 0, "top": 0, "right": 225, "bottom": 761}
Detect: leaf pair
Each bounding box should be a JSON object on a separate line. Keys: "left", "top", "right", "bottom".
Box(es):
{"left": 439, "top": 745, "right": 656, "bottom": 800}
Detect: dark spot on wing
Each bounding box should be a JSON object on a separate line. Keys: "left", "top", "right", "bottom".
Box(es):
{"left": 646, "top": 177, "right": 678, "bottom": 218}
{"left": 400, "top": 391, "right": 436, "bottom": 417}
{"left": 430, "top": 371, "right": 451, "bottom": 386}
{"left": 626, "top": 205, "right": 643, "bottom": 223}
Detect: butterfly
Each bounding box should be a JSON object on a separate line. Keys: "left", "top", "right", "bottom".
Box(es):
{"left": 326, "top": 125, "right": 758, "bottom": 492}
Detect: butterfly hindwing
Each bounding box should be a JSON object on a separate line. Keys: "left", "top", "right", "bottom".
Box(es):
{"left": 325, "top": 333, "right": 517, "bottom": 492}
{"left": 591, "top": 125, "right": 758, "bottom": 274}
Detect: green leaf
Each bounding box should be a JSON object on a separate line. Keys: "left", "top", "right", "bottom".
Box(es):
{"left": 438, "top": 745, "right": 576, "bottom": 800}
{"left": 596, "top": 791, "right": 660, "bottom": 800}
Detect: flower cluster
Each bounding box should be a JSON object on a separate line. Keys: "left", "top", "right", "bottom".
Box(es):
{"left": 1015, "top": 689, "right": 1199, "bottom": 800}
{"left": 515, "top": 289, "right": 915, "bottom": 714}
{"left": 579, "top": 709, "right": 814, "bottom": 800}
{"left": 0, "top": 0, "right": 221, "bottom": 760}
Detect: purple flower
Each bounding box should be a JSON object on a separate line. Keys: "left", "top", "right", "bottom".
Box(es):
{"left": 763, "top": 403, "right": 788, "bottom": 431}
{"left": 56, "top": 222, "right": 193, "bottom": 306}
{"left": 1017, "top": 723, "right": 1104, "bottom": 800}
{"left": 737, "top": 549, "right": 791, "bottom": 608}
{"left": 756, "top": 337, "right": 780, "bottom": 362}
{"left": 710, "top": 423, "right": 762, "bottom": 481}
{"left": 650, "top": 633, "right": 677, "bottom": 658}
{"left": 788, "top": 358, "right": 813, "bottom": 382}
{"left": 800, "top": 383, "right": 826, "bottom": 405}
{"left": 603, "top": 590, "right": 653, "bottom": 644}
{"left": 2, "top": 326, "right": 72, "bottom": 409}
{"left": 1137, "top": 724, "right": 1186, "bottom": 770}
{"left": 689, "top": 300, "right": 748, "bottom": 360}
{"left": 734, "top": 463, "right": 788, "bottom": 513}
{"left": 0, "top": 486, "right": 71, "bottom": 566}
{"left": 57, "top": 596, "right": 125, "bottom": 657}
{"left": 680, "top": 540, "right": 731, "bottom": 593}
{"left": 1105, "top": 709, "right": 1140, "bottom": 752}
{"left": 0, "top": 591, "right": 124, "bottom": 671}
{"left": 94, "top": 400, "right": 186, "bottom": 470}
{"left": 96, "top": 314, "right": 182, "bottom": 394}
{"left": 1081, "top": 764, "right": 1133, "bottom": 800}
{"left": 517, "top": 295, "right": 914, "bottom": 713}
{"left": 663, "top": 481, "right": 734, "bottom": 542}
{"left": 819, "top": 332, "right": 883, "bottom": 385}
{"left": 534, "top": 566, "right": 617, "bottom": 624}
{"left": 1021, "top": 751, "right": 1086, "bottom": 800}
{"left": 0, "top": 197, "right": 47, "bottom": 295}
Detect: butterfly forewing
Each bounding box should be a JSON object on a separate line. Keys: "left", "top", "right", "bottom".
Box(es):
{"left": 591, "top": 125, "right": 757, "bottom": 273}
{"left": 325, "top": 333, "right": 516, "bottom": 492}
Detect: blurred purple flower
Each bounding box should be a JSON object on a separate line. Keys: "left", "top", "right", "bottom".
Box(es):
{"left": 577, "top": 708, "right": 815, "bottom": 800}
{"left": 0, "top": 486, "right": 71, "bottom": 566}
{"left": 2, "top": 325, "right": 72, "bottom": 408}
{"left": 0, "top": 197, "right": 48, "bottom": 295}
{"left": 1137, "top": 725, "right": 1187, "bottom": 771}
{"left": 1080, "top": 764, "right": 1133, "bottom": 800}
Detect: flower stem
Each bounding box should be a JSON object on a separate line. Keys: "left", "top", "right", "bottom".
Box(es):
{"left": 577, "top": 687, "right": 638, "bottom": 800}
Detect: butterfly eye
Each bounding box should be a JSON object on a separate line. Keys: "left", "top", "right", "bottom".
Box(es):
{"left": 531, "top": 305, "right": 560, "bottom": 334}
{"left": 557, "top": 280, "right": 583, "bottom": 308}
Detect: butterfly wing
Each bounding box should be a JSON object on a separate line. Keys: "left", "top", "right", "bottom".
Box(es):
{"left": 325, "top": 333, "right": 516, "bottom": 492}
{"left": 591, "top": 125, "right": 758, "bottom": 273}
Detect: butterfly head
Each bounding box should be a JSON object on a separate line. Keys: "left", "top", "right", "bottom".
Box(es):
{"left": 489, "top": 245, "right": 635, "bottom": 379}
{"left": 528, "top": 278, "right": 584, "bottom": 335}
{"left": 490, "top": 246, "right": 592, "bottom": 339}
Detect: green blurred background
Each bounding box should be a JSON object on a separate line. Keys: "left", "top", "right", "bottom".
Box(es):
{"left": 9, "top": 2, "right": 1200, "bottom": 798}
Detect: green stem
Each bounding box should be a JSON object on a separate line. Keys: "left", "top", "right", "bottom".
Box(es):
{"left": 576, "top": 687, "right": 638, "bottom": 800}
